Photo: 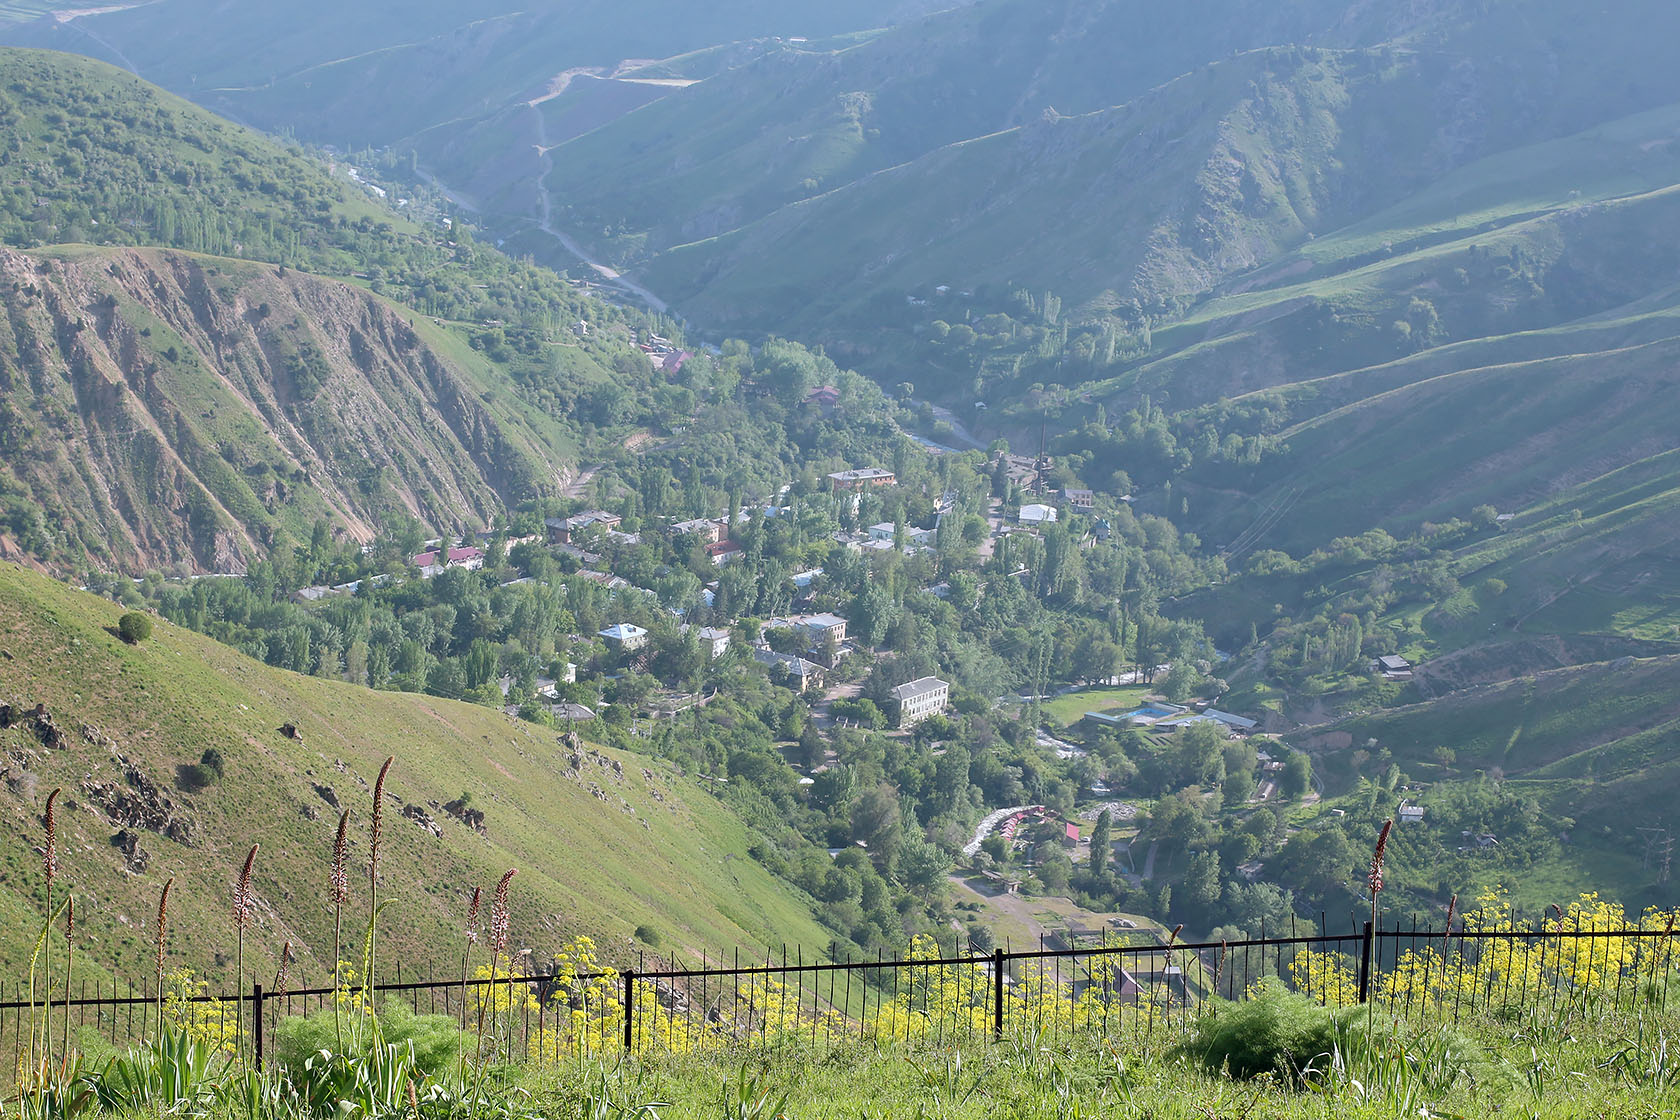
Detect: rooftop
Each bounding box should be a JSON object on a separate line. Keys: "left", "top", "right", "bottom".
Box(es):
{"left": 889, "top": 676, "right": 949, "bottom": 701}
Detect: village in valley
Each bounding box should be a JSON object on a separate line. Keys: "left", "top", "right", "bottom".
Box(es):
{"left": 272, "top": 398, "right": 1370, "bottom": 961}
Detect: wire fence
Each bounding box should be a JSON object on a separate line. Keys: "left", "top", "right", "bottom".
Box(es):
{"left": 4, "top": 919, "right": 1676, "bottom": 1075}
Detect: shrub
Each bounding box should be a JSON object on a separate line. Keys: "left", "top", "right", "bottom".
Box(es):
{"left": 276, "top": 1000, "right": 462, "bottom": 1077}
{"left": 1181, "top": 982, "right": 1341, "bottom": 1081}
{"left": 117, "top": 612, "right": 153, "bottom": 643}
{"left": 633, "top": 924, "right": 662, "bottom": 948}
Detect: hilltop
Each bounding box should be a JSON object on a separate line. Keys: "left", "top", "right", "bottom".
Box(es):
{"left": 0, "top": 561, "right": 833, "bottom": 981}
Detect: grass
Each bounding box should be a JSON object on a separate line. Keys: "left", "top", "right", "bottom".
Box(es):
{"left": 1040, "top": 686, "right": 1150, "bottom": 729}
{"left": 0, "top": 562, "right": 836, "bottom": 983}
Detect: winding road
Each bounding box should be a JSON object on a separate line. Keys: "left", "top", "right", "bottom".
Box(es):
{"left": 529, "top": 106, "right": 669, "bottom": 313}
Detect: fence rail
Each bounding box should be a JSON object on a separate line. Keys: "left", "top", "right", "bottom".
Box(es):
{"left": 4, "top": 920, "right": 1675, "bottom": 1074}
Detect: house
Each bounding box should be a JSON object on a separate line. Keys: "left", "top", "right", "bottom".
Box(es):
{"left": 799, "top": 613, "right": 847, "bottom": 647}
{"left": 1063, "top": 822, "right": 1080, "bottom": 845}
{"left": 1062, "top": 488, "right": 1095, "bottom": 510}
{"left": 669, "top": 518, "right": 724, "bottom": 544}
{"left": 1018, "top": 503, "right": 1058, "bottom": 526}
{"left": 544, "top": 510, "right": 621, "bottom": 545}
{"left": 551, "top": 702, "right": 596, "bottom": 722}
{"left": 410, "top": 546, "right": 484, "bottom": 578}
{"left": 790, "top": 568, "right": 824, "bottom": 591}
{"left": 1092, "top": 517, "right": 1113, "bottom": 542}
{"left": 765, "top": 613, "right": 848, "bottom": 655}
{"left": 445, "top": 546, "right": 485, "bottom": 571}
{"left": 751, "top": 645, "right": 824, "bottom": 689}
{"left": 889, "top": 676, "right": 950, "bottom": 727}
{"left": 804, "top": 385, "right": 841, "bottom": 411}
{"left": 1398, "top": 802, "right": 1426, "bottom": 825}
{"left": 867, "top": 522, "right": 897, "bottom": 542}
{"left": 705, "top": 540, "right": 744, "bottom": 566}
{"left": 826, "top": 467, "right": 896, "bottom": 493}
{"left": 695, "top": 626, "right": 731, "bottom": 659}
{"left": 599, "top": 623, "right": 648, "bottom": 651}
{"left": 1375, "top": 654, "right": 1414, "bottom": 681}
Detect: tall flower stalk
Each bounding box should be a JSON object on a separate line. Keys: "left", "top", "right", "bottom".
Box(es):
{"left": 233, "top": 844, "right": 259, "bottom": 1068}
{"left": 477, "top": 871, "right": 515, "bottom": 1065}
{"left": 42, "top": 788, "right": 59, "bottom": 1061}
{"left": 366, "top": 757, "right": 394, "bottom": 1012}
{"left": 273, "top": 941, "right": 293, "bottom": 1050}
{"left": 330, "top": 809, "right": 350, "bottom": 1051}
{"left": 1367, "top": 819, "right": 1393, "bottom": 1034}
{"left": 155, "top": 877, "right": 174, "bottom": 1033}
{"left": 457, "top": 887, "right": 481, "bottom": 1076}
{"left": 61, "top": 896, "right": 74, "bottom": 1061}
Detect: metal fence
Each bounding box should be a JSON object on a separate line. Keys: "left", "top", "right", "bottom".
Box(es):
{"left": 4, "top": 919, "right": 1675, "bottom": 1074}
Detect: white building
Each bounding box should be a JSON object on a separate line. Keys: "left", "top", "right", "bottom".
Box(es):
{"left": 1018, "top": 503, "right": 1058, "bottom": 526}
{"left": 889, "top": 676, "right": 950, "bottom": 727}
{"left": 599, "top": 623, "right": 648, "bottom": 651}
{"left": 695, "top": 626, "right": 731, "bottom": 659}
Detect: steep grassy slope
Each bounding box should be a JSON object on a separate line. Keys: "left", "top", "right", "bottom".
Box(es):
{"left": 0, "top": 562, "right": 832, "bottom": 981}
{"left": 0, "top": 245, "right": 568, "bottom": 573}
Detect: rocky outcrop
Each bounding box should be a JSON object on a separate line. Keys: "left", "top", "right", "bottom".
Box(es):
{"left": 81, "top": 754, "right": 195, "bottom": 845}
{"left": 0, "top": 247, "right": 567, "bottom": 574}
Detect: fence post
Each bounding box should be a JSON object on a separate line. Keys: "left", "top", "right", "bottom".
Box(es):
{"left": 992, "top": 948, "right": 1005, "bottom": 1039}
{"left": 252, "top": 983, "right": 264, "bottom": 1072}
{"left": 622, "top": 970, "right": 634, "bottom": 1052}
{"left": 1358, "top": 921, "right": 1374, "bottom": 1003}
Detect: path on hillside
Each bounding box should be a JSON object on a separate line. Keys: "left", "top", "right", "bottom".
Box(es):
{"left": 530, "top": 106, "right": 669, "bottom": 313}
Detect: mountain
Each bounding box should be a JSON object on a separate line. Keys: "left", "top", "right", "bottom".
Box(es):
{"left": 0, "top": 245, "right": 566, "bottom": 574}
{"left": 0, "top": 1, "right": 970, "bottom": 148}
{"left": 0, "top": 561, "right": 833, "bottom": 979}
{"left": 0, "top": 48, "right": 663, "bottom": 574}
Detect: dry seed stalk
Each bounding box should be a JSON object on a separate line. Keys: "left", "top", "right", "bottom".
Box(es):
{"left": 154, "top": 877, "right": 174, "bottom": 1030}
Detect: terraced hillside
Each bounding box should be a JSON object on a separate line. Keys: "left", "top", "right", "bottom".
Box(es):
{"left": 0, "top": 562, "right": 832, "bottom": 981}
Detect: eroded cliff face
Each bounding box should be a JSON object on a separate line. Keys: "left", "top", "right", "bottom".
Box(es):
{"left": 0, "top": 247, "right": 563, "bottom": 572}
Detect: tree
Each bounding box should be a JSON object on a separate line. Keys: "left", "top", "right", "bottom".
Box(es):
{"left": 118, "top": 612, "right": 154, "bottom": 643}
{"left": 1280, "top": 751, "right": 1313, "bottom": 802}
{"left": 1089, "top": 809, "right": 1112, "bottom": 877}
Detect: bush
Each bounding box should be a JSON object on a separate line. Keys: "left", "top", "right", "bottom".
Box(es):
{"left": 633, "top": 924, "right": 662, "bottom": 947}
{"left": 276, "top": 1000, "right": 462, "bottom": 1077}
{"left": 1181, "top": 982, "right": 1341, "bottom": 1081}
{"left": 1183, "top": 983, "right": 1489, "bottom": 1092}
{"left": 118, "top": 611, "right": 154, "bottom": 643}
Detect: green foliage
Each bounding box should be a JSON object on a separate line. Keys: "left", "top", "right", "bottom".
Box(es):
{"left": 276, "top": 1001, "right": 463, "bottom": 1080}
{"left": 93, "top": 1020, "right": 228, "bottom": 1115}
{"left": 117, "top": 611, "right": 154, "bottom": 644}
{"left": 1181, "top": 982, "right": 1343, "bottom": 1082}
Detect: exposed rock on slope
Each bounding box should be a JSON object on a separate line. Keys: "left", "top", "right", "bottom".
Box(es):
{"left": 0, "top": 247, "right": 563, "bottom": 573}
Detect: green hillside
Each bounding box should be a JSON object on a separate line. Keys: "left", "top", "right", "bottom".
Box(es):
{"left": 0, "top": 48, "right": 675, "bottom": 574}
{"left": 0, "top": 561, "right": 832, "bottom": 982}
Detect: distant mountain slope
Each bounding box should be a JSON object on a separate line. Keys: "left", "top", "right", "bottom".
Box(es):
{"left": 0, "top": 246, "right": 563, "bottom": 573}
{"left": 0, "top": 562, "right": 833, "bottom": 979}
{"left": 1, "top": 0, "right": 970, "bottom": 147}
